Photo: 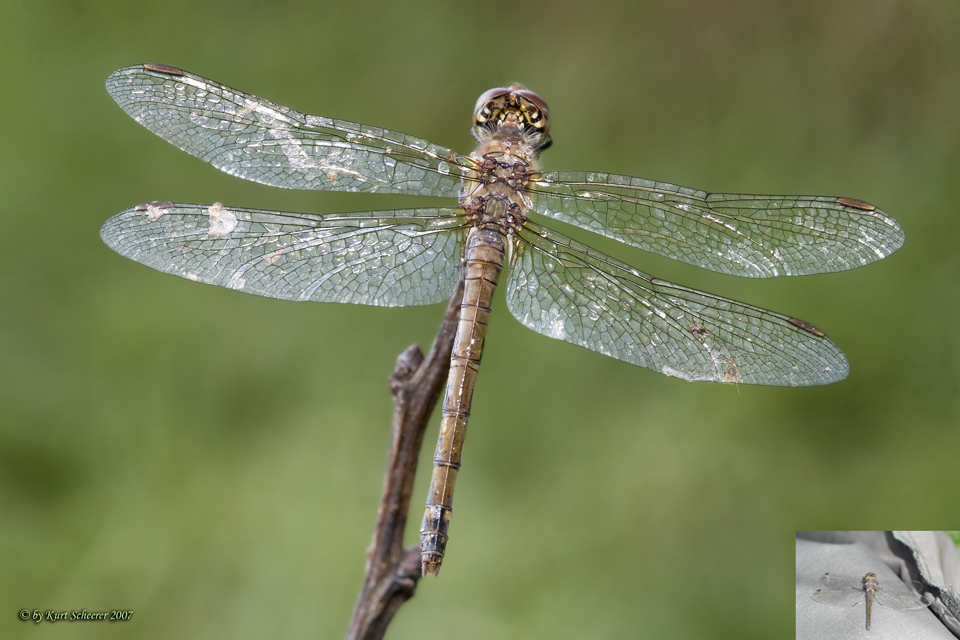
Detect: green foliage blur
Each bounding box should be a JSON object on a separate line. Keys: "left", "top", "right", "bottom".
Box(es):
{"left": 1, "top": 2, "right": 957, "bottom": 639}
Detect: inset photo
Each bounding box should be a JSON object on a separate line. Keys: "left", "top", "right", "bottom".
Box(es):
{"left": 796, "top": 531, "right": 959, "bottom": 638}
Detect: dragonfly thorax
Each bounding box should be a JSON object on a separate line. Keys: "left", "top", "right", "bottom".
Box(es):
{"left": 462, "top": 193, "right": 527, "bottom": 236}
{"left": 460, "top": 151, "right": 540, "bottom": 236}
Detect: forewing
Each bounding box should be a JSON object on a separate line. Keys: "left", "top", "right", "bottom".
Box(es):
{"left": 531, "top": 170, "right": 904, "bottom": 277}
{"left": 101, "top": 202, "right": 466, "bottom": 306}
{"left": 106, "top": 64, "right": 467, "bottom": 196}
{"left": 505, "top": 221, "right": 848, "bottom": 386}
{"left": 811, "top": 574, "right": 866, "bottom": 607}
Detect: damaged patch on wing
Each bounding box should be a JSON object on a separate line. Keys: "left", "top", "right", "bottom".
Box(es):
{"left": 207, "top": 202, "right": 237, "bottom": 237}
{"left": 661, "top": 354, "right": 740, "bottom": 384}
{"left": 663, "top": 323, "right": 742, "bottom": 384}
{"left": 136, "top": 201, "right": 175, "bottom": 222}
{"left": 715, "top": 353, "right": 740, "bottom": 384}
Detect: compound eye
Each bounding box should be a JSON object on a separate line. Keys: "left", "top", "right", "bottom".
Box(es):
{"left": 515, "top": 89, "right": 550, "bottom": 122}
{"left": 473, "top": 87, "right": 511, "bottom": 122}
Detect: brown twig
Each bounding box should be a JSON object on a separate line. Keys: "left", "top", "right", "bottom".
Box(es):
{"left": 345, "top": 275, "right": 464, "bottom": 640}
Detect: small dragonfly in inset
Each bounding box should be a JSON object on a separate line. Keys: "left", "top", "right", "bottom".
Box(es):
{"left": 811, "top": 571, "right": 931, "bottom": 631}
{"left": 101, "top": 64, "right": 904, "bottom": 576}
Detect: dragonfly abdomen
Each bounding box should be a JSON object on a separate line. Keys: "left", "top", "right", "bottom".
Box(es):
{"left": 420, "top": 227, "right": 506, "bottom": 576}
{"left": 864, "top": 572, "right": 879, "bottom": 631}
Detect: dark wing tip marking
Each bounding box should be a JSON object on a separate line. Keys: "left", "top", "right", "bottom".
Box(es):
{"left": 788, "top": 317, "right": 826, "bottom": 337}
{"left": 143, "top": 63, "right": 184, "bottom": 76}
{"left": 836, "top": 197, "right": 876, "bottom": 211}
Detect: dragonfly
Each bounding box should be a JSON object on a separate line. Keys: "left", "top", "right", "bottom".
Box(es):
{"left": 100, "top": 64, "right": 904, "bottom": 576}
{"left": 811, "top": 571, "right": 931, "bottom": 631}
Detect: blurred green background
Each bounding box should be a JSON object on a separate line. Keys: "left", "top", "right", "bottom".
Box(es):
{"left": 2, "top": 1, "right": 957, "bottom": 638}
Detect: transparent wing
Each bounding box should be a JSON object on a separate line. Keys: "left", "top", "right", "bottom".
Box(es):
{"left": 505, "top": 221, "right": 848, "bottom": 386}
{"left": 811, "top": 574, "right": 867, "bottom": 607}
{"left": 100, "top": 202, "right": 467, "bottom": 306}
{"left": 105, "top": 64, "right": 468, "bottom": 196}
{"left": 530, "top": 170, "right": 904, "bottom": 278}
{"left": 874, "top": 582, "right": 931, "bottom": 611}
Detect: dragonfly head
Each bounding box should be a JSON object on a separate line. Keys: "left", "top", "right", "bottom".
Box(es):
{"left": 472, "top": 85, "right": 552, "bottom": 153}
